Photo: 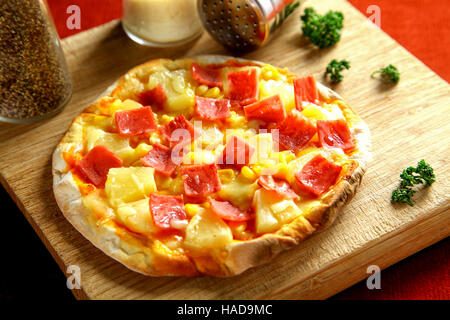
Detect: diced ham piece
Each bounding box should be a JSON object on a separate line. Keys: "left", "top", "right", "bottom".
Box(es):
{"left": 180, "top": 163, "right": 221, "bottom": 198}
{"left": 138, "top": 84, "right": 167, "bottom": 109}
{"left": 294, "top": 76, "right": 319, "bottom": 111}
{"left": 208, "top": 198, "right": 252, "bottom": 222}
{"left": 191, "top": 62, "right": 223, "bottom": 88}
{"left": 227, "top": 68, "right": 259, "bottom": 106}
{"left": 77, "top": 145, "right": 123, "bottom": 188}
{"left": 114, "top": 107, "right": 157, "bottom": 137}
{"left": 141, "top": 143, "right": 179, "bottom": 176}
{"left": 317, "top": 119, "right": 355, "bottom": 152}
{"left": 160, "top": 115, "right": 199, "bottom": 148}
{"left": 243, "top": 94, "right": 286, "bottom": 123}
{"left": 258, "top": 175, "right": 299, "bottom": 200}
{"left": 219, "top": 135, "right": 255, "bottom": 168}
{"left": 149, "top": 194, "right": 187, "bottom": 229}
{"left": 295, "top": 154, "right": 342, "bottom": 198}
{"left": 273, "top": 110, "right": 316, "bottom": 153}
{"left": 194, "top": 96, "right": 231, "bottom": 120}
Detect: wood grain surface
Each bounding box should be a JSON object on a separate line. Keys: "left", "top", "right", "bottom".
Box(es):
{"left": 0, "top": 0, "right": 448, "bottom": 300}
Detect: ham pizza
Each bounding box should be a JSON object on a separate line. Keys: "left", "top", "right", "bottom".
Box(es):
{"left": 52, "top": 56, "right": 371, "bottom": 277}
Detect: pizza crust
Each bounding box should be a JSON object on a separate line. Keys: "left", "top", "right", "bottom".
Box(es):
{"left": 53, "top": 56, "right": 371, "bottom": 277}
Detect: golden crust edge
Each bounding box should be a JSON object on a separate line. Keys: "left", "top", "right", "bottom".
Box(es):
{"left": 52, "top": 55, "right": 372, "bottom": 277}
{"left": 52, "top": 117, "right": 200, "bottom": 277}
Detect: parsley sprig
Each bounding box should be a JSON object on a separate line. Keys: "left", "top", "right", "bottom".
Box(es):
{"left": 271, "top": 1, "right": 301, "bottom": 31}
{"left": 301, "top": 8, "right": 344, "bottom": 48}
{"left": 325, "top": 59, "right": 350, "bottom": 83}
{"left": 371, "top": 64, "right": 400, "bottom": 83}
{"left": 391, "top": 160, "right": 435, "bottom": 206}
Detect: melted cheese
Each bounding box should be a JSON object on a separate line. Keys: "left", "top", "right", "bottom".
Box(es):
{"left": 72, "top": 61, "right": 360, "bottom": 250}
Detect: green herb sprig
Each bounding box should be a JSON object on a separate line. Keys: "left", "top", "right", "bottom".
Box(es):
{"left": 271, "top": 1, "right": 301, "bottom": 31}
{"left": 325, "top": 59, "right": 350, "bottom": 83}
{"left": 301, "top": 7, "right": 344, "bottom": 48}
{"left": 391, "top": 160, "right": 435, "bottom": 206}
{"left": 371, "top": 64, "right": 400, "bottom": 83}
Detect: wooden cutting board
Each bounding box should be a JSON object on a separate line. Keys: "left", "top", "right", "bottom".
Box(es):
{"left": 0, "top": 0, "right": 448, "bottom": 300}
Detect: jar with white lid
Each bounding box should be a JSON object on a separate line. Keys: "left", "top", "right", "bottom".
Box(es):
{"left": 122, "top": 0, "right": 204, "bottom": 47}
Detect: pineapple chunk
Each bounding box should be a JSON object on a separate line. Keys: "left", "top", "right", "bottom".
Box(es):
{"left": 218, "top": 175, "right": 258, "bottom": 210}
{"left": 184, "top": 209, "right": 233, "bottom": 251}
{"left": 322, "top": 103, "right": 345, "bottom": 120}
{"left": 301, "top": 104, "right": 332, "bottom": 121}
{"left": 84, "top": 127, "right": 151, "bottom": 165}
{"left": 116, "top": 198, "right": 157, "bottom": 234}
{"left": 182, "top": 148, "right": 216, "bottom": 165}
{"left": 105, "top": 167, "right": 157, "bottom": 206}
{"left": 111, "top": 99, "right": 143, "bottom": 114}
{"left": 196, "top": 125, "right": 223, "bottom": 149}
{"left": 147, "top": 69, "right": 195, "bottom": 114}
{"left": 96, "top": 132, "right": 136, "bottom": 163}
{"left": 259, "top": 79, "right": 295, "bottom": 113}
{"left": 155, "top": 174, "right": 184, "bottom": 195}
{"left": 85, "top": 127, "right": 106, "bottom": 151}
{"left": 248, "top": 133, "right": 274, "bottom": 165}
{"left": 253, "top": 189, "right": 302, "bottom": 234}
{"left": 82, "top": 113, "right": 114, "bottom": 131}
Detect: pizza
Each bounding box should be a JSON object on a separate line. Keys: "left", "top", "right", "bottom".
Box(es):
{"left": 52, "top": 56, "right": 371, "bottom": 277}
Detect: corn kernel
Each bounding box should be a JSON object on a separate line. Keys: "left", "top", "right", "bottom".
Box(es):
{"left": 230, "top": 221, "right": 247, "bottom": 237}
{"left": 252, "top": 165, "right": 262, "bottom": 176}
{"left": 279, "top": 150, "right": 295, "bottom": 164}
{"left": 218, "top": 169, "right": 235, "bottom": 184}
{"left": 227, "top": 111, "right": 246, "bottom": 127}
{"left": 241, "top": 166, "right": 257, "bottom": 181}
{"left": 110, "top": 99, "right": 122, "bottom": 110}
{"left": 160, "top": 114, "right": 174, "bottom": 125}
{"left": 134, "top": 143, "right": 152, "bottom": 158}
{"left": 263, "top": 70, "right": 273, "bottom": 80}
{"left": 277, "top": 164, "right": 289, "bottom": 179}
{"left": 196, "top": 85, "right": 209, "bottom": 96}
{"left": 203, "top": 201, "right": 210, "bottom": 209}
{"left": 205, "top": 87, "right": 221, "bottom": 98}
{"left": 149, "top": 132, "right": 162, "bottom": 145}
{"left": 261, "top": 65, "right": 280, "bottom": 81}
{"left": 185, "top": 204, "right": 202, "bottom": 217}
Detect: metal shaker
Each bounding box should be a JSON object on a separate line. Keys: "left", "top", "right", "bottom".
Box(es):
{"left": 197, "top": 0, "right": 301, "bottom": 52}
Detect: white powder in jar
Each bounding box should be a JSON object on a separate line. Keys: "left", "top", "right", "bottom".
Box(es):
{"left": 123, "top": 0, "right": 203, "bottom": 45}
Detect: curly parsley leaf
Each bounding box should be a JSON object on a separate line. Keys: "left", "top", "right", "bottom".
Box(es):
{"left": 371, "top": 64, "right": 400, "bottom": 83}
{"left": 325, "top": 59, "right": 350, "bottom": 83}
{"left": 271, "top": 1, "right": 300, "bottom": 32}
{"left": 301, "top": 7, "right": 344, "bottom": 48}
{"left": 392, "top": 188, "right": 416, "bottom": 206}
{"left": 392, "top": 160, "right": 435, "bottom": 206}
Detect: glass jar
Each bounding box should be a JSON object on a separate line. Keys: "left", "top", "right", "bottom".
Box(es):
{"left": 198, "top": 0, "right": 302, "bottom": 52}
{"left": 122, "top": 0, "right": 204, "bottom": 47}
{"left": 0, "top": 0, "right": 73, "bottom": 123}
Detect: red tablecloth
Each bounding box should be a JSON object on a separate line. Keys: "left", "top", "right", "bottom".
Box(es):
{"left": 45, "top": 0, "right": 449, "bottom": 300}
